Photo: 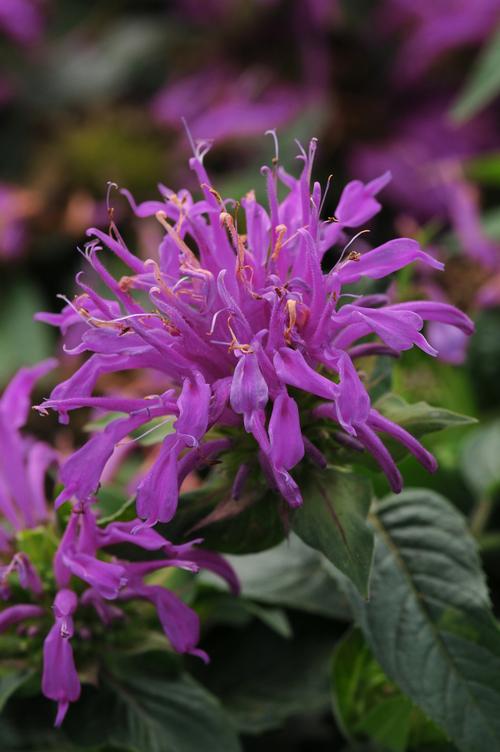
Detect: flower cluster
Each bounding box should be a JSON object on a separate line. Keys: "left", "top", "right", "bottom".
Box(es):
{"left": 0, "top": 362, "right": 238, "bottom": 726}
{"left": 36, "top": 138, "right": 473, "bottom": 527}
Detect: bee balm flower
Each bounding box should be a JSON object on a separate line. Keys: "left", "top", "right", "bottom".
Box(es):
{"left": 0, "top": 364, "right": 238, "bottom": 726}
{"left": 37, "top": 137, "right": 473, "bottom": 523}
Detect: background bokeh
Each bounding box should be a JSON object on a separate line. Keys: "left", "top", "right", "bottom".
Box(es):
{"left": 2, "top": 2, "right": 500, "bottom": 749}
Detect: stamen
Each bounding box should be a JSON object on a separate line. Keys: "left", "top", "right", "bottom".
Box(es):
{"left": 155, "top": 211, "right": 199, "bottom": 268}
{"left": 284, "top": 299, "right": 297, "bottom": 343}
{"left": 335, "top": 229, "right": 370, "bottom": 269}
{"left": 227, "top": 317, "right": 253, "bottom": 354}
{"left": 271, "top": 224, "right": 288, "bottom": 261}
{"left": 181, "top": 117, "right": 197, "bottom": 158}
{"left": 207, "top": 307, "right": 230, "bottom": 336}
{"left": 116, "top": 416, "right": 174, "bottom": 446}
{"left": 319, "top": 174, "right": 333, "bottom": 216}
{"left": 265, "top": 129, "right": 279, "bottom": 166}
{"left": 106, "top": 181, "right": 119, "bottom": 223}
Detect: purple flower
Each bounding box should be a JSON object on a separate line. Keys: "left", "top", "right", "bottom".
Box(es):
{"left": 0, "top": 359, "right": 57, "bottom": 533}
{"left": 0, "top": 0, "right": 44, "bottom": 47}
{"left": 0, "top": 365, "right": 239, "bottom": 726}
{"left": 151, "top": 67, "right": 303, "bottom": 143}
{"left": 42, "top": 590, "right": 81, "bottom": 727}
{"left": 350, "top": 101, "right": 495, "bottom": 222}
{"left": 350, "top": 102, "right": 500, "bottom": 356}
{"left": 378, "top": 0, "right": 500, "bottom": 84}
{"left": 0, "top": 185, "right": 36, "bottom": 259}
{"left": 38, "top": 138, "right": 473, "bottom": 511}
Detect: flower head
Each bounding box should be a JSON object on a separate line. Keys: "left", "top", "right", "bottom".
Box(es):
{"left": 37, "top": 138, "right": 473, "bottom": 522}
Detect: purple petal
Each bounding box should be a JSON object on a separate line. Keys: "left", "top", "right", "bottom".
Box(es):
{"left": 354, "top": 422, "right": 403, "bottom": 493}
{"left": 42, "top": 623, "right": 80, "bottom": 726}
{"left": 0, "top": 603, "right": 44, "bottom": 633}
{"left": 136, "top": 436, "right": 181, "bottom": 525}
{"left": 63, "top": 553, "right": 127, "bottom": 600}
{"left": 368, "top": 409, "right": 437, "bottom": 474}
{"left": 337, "top": 239, "right": 443, "bottom": 285}
{"left": 187, "top": 549, "right": 240, "bottom": 595}
{"left": 334, "top": 173, "right": 390, "bottom": 228}
{"left": 176, "top": 371, "right": 211, "bottom": 446}
{"left": 269, "top": 389, "right": 304, "bottom": 470}
{"left": 131, "top": 584, "right": 205, "bottom": 659}
{"left": 0, "top": 359, "right": 57, "bottom": 429}
{"left": 57, "top": 411, "right": 161, "bottom": 506}
{"left": 389, "top": 301, "right": 474, "bottom": 335}
{"left": 230, "top": 353, "right": 269, "bottom": 417}
{"left": 274, "top": 348, "right": 339, "bottom": 401}
{"left": 426, "top": 321, "right": 469, "bottom": 365}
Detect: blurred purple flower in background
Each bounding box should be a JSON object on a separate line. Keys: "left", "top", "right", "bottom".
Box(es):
{"left": 0, "top": 0, "right": 44, "bottom": 46}
{"left": 0, "top": 185, "right": 37, "bottom": 259}
{"left": 351, "top": 101, "right": 495, "bottom": 223}
{"left": 152, "top": 67, "right": 303, "bottom": 142}
{"left": 155, "top": 0, "right": 336, "bottom": 149}
{"left": 380, "top": 0, "right": 500, "bottom": 84}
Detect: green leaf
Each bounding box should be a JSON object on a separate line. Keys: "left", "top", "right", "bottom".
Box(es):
{"left": 242, "top": 603, "right": 293, "bottom": 639}
{"left": 482, "top": 207, "right": 500, "bottom": 239}
{"left": 69, "top": 654, "right": 241, "bottom": 752}
{"left": 332, "top": 629, "right": 447, "bottom": 752}
{"left": 226, "top": 534, "right": 350, "bottom": 620}
{"left": 201, "top": 618, "right": 335, "bottom": 735}
{"left": 366, "top": 353, "right": 395, "bottom": 402}
{"left": 466, "top": 152, "right": 500, "bottom": 186}
{"left": 95, "top": 492, "right": 136, "bottom": 526}
{"left": 375, "top": 394, "right": 476, "bottom": 438}
{"left": 158, "top": 479, "right": 286, "bottom": 554}
{"left": 452, "top": 27, "right": 500, "bottom": 122}
{"left": 0, "top": 282, "right": 53, "bottom": 385}
{"left": 0, "top": 669, "right": 35, "bottom": 713}
{"left": 460, "top": 421, "right": 500, "bottom": 497}
{"left": 292, "top": 468, "right": 374, "bottom": 597}
{"left": 84, "top": 411, "right": 126, "bottom": 432}
{"left": 15, "top": 527, "right": 58, "bottom": 575}
{"left": 343, "top": 489, "right": 500, "bottom": 752}
{"left": 468, "top": 309, "right": 500, "bottom": 410}
{"left": 85, "top": 413, "right": 174, "bottom": 447}
{"left": 357, "top": 696, "right": 413, "bottom": 752}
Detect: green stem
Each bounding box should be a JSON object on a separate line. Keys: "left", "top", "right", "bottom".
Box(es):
{"left": 470, "top": 496, "right": 494, "bottom": 538}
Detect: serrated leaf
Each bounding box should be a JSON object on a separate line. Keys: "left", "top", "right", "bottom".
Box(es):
{"left": 292, "top": 469, "right": 374, "bottom": 597}
{"left": 343, "top": 489, "right": 500, "bottom": 752}
{"left": 332, "top": 629, "right": 448, "bottom": 752}
{"left": 226, "top": 534, "right": 350, "bottom": 620}
{"left": 452, "top": 27, "right": 500, "bottom": 123}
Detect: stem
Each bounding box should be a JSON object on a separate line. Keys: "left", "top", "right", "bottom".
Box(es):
{"left": 470, "top": 496, "right": 494, "bottom": 538}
